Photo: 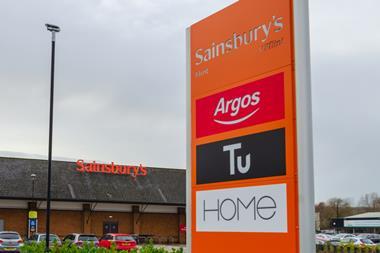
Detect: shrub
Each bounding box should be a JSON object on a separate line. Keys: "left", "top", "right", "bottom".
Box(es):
{"left": 315, "top": 243, "right": 380, "bottom": 253}
{"left": 20, "top": 241, "right": 183, "bottom": 253}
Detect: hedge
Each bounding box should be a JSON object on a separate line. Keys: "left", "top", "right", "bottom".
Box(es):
{"left": 316, "top": 243, "right": 380, "bottom": 253}
{"left": 20, "top": 241, "right": 184, "bottom": 253}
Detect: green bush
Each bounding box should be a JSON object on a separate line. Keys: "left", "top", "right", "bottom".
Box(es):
{"left": 20, "top": 241, "right": 183, "bottom": 253}
{"left": 316, "top": 242, "right": 380, "bottom": 253}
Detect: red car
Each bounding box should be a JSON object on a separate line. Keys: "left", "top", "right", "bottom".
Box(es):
{"left": 99, "top": 233, "right": 137, "bottom": 251}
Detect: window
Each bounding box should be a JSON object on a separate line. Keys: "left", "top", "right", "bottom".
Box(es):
{"left": 361, "top": 239, "right": 374, "bottom": 244}
{"left": 115, "top": 236, "right": 134, "bottom": 241}
{"left": 0, "top": 233, "right": 20, "bottom": 240}
{"left": 100, "top": 235, "right": 112, "bottom": 241}
{"left": 64, "top": 235, "right": 75, "bottom": 242}
{"left": 40, "top": 235, "right": 60, "bottom": 242}
{"left": 78, "top": 235, "right": 98, "bottom": 242}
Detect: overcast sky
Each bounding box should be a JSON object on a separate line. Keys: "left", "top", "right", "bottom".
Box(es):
{"left": 0, "top": 0, "right": 379, "bottom": 204}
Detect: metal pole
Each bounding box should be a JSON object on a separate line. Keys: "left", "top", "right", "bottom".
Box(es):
{"left": 31, "top": 173, "right": 36, "bottom": 199}
{"left": 45, "top": 31, "right": 56, "bottom": 252}
{"left": 32, "top": 179, "right": 35, "bottom": 199}
{"left": 336, "top": 203, "right": 339, "bottom": 218}
{"left": 185, "top": 27, "right": 192, "bottom": 253}
{"left": 293, "top": 0, "right": 315, "bottom": 252}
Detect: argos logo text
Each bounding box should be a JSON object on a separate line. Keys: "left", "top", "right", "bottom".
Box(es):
{"left": 213, "top": 91, "right": 261, "bottom": 125}
{"left": 196, "top": 73, "right": 285, "bottom": 138}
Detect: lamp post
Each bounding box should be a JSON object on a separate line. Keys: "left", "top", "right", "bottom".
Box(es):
{"left": 45, "top": 23, "right": 60, "bottom": 252}
{"left": 31, "top": 173, "right": 36, "bottom": 199}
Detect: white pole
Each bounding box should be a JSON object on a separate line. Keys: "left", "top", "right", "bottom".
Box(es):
{"left": 293, "top": 0, "right": 316, "bottom": 252}
{"left": 186, "top": 27, "right": 192, "bottom": 253}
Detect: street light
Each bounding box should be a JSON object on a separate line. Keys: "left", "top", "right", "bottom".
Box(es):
{"left": 45, "top": 23, "right": 60, "bottom": 252}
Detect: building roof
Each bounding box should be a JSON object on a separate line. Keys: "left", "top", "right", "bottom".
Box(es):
{"left": 345, "top": 212, "right": 380, "bottom": 219}
{"left": 0, "top": 157, "right": 186, "bottom": 206}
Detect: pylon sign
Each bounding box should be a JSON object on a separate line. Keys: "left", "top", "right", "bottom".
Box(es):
{"left": 186, "top": 0, "right": 315, "bottom": 252}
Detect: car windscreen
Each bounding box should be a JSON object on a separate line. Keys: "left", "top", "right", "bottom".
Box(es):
{"left": 115, "top": 236, "right": 135, "bottom": 241}
{"left": 361, "top": 239, "right": 374, "bottom": 244}
{"left": 0, "top": 233, "right": 20, "bottom": 240}
{"left": 40, "top": 235, "right": 60, "bottom": 242}
{"left": 79, "top": 235, "right": 98, "bottom": 241}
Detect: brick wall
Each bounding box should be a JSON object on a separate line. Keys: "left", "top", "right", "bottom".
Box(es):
{"left": 0, "top": 209, "right": 28, "bottom": 237}
{"left": 0, "top": 207, "right": 186, "bottom": 244}
{"left": 140, "top": 213, "right": 179, "bottom": 243}
{"left": 37, "top": 210, "right": 83, "bottom": 237}
{"left": 179, "top": 213, "right": 186, "bottom": 244}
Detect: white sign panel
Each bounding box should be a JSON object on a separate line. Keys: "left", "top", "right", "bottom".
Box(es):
{"left": 196, "top": 183, "right": 288, "bottom": 232}
{"left": 344, "top": 220, "right": 380, "bottom": 228}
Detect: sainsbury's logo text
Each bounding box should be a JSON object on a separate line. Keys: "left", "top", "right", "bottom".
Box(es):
{"left": 195, "top": 16, "right": 284, "bottom": 66}
{"left": 76, "top": 160, "right": 148, "bottom": 178}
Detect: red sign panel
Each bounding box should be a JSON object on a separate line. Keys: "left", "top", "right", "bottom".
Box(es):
{"left": 196, "top": 73, "right": 285, "bottom": 138}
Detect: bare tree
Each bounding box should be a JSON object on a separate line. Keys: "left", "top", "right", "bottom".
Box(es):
{"left": 327, "top": 198, "right": 352, "bottom": 217}
{"left": 358, "top": 192, "right": 380, "bottom": 211}
{"left": 315, "top": 198, "right": 353, "bottom": 230}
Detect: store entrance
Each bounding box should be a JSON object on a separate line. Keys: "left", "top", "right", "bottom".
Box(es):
{"left": 103, "top": 221, "right": 118, "bottom": 234}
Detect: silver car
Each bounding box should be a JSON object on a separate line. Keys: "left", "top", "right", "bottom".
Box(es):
{"left": 63, "top": 233, "right": 99, "bottom": 247}
{"left": 0, "top": 231, "right": 24, "bottom": 252}
{"left": 28, "top": 233, "right": 62, "bottom": 247}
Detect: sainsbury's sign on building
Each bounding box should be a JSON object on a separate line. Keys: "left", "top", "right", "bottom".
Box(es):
{"left": 76, "top": 160, "right": 148, "bottom": 178}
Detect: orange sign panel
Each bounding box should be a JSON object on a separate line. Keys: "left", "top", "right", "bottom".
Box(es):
{"left": 188, "top": 0, "right": 304, "bottom": 252}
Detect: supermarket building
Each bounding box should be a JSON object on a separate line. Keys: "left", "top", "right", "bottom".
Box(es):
{"left": 0, "top": 157, "right": 186, "bottom": 243}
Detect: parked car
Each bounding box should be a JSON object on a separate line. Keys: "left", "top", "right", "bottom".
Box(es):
{"left": 27, "top": 233, "right": 62, "bottom": 246}
{"left": 329, "top": 238, "right": 342, "bottom": 246}
{"left": 358, "top": 234, "right": 380, "bottom": 244}
{"left": 99, "top": 233, "right": 137, "bottom": 251}
{"left": 332, "top": 233, "right": 355, "bottom": 240}
{"left": 0, "top": 231, "right": 24, "bottom": 252}
{"left": 341, "top": 237, "right": 376, "bottom": 247}
{"left": 316, "top": 233, "right": 333, "bottom": 245}
{"left": 63, "top": 233, "right": 99, "bottom": 247}
{"left": 130, "top": 234, "right": 140, "bottom": 244}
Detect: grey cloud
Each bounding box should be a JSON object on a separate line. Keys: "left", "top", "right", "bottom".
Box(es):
{"left": 309, "top": 0, "right": 380, "bottom": 202}
{"left": 0, "top": 0, "right": 235, "bottom": 169}
{"left": 0, "top": 0, "right": 379, "bottom": 204}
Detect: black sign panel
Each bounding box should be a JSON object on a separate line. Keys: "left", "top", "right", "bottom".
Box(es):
{"left": 196, "top": 128, "right": 286, "bottom": 184}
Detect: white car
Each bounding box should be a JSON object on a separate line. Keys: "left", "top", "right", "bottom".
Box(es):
{"left": 316, "top": 233, "right": 333, "bottom": 245}
{"left": 0, "top": 231, "right": 24, "bottom": 252}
